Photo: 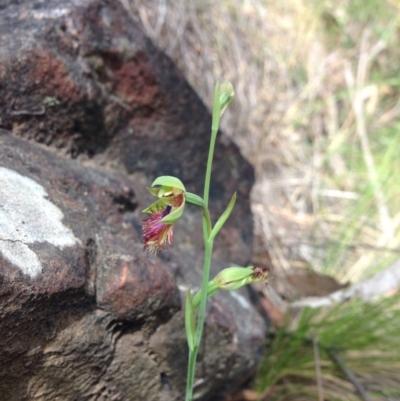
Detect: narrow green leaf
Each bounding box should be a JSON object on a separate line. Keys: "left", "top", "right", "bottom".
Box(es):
{"left": 209, "top": 192, "right": 237, "bottom": 241}
{"left": 185, "top": 289, "right": 195, "bottom": 352}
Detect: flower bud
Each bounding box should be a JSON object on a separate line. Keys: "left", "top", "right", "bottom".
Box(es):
{"left": 214, "top": 266, "right": 255, "bottom": 290}
{"left": 218, "top": 81, "right": 234, "bottom": 115}
{"left": 192, "top": 266, "right": 270, "bottom": 309}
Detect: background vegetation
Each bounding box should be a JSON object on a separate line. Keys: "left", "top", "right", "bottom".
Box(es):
{"left": 124, "top": 0, "right": 400, "bottom": 399}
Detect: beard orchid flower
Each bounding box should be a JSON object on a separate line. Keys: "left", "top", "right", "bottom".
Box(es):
{"left": 142, "top": 176, "right": 186, "bottom": 255}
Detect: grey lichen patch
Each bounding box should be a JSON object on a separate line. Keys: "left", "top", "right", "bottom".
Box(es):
{"left": 0, "top": 167, "right": 80, "bottom": 278}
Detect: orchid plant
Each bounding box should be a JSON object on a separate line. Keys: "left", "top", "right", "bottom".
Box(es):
{"left": 142, "top": 82, "right": 269, "bottom": 401}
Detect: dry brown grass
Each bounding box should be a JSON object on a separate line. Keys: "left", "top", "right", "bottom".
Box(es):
{"left": 122, "top": 0, "right": 400, "bottom": 287}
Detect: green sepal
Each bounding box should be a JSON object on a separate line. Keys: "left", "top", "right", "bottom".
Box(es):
{"left": 160, "top": 203, "right": 184, "bottom": 223}
{"left": 209, "top": 192, "right": 237, "bottom": 241}
{"left": 185, "top": 192, "right": 206, "bottom": 208}
{"left": 142, "top": 199, "right": 165, "bottom": 214}
{"left": 158, "top": 186, "right": 171, "bottom": 197}
{"left": 152, "top": 176, "right": 186, "bottom": 192}
{"left": 147, "top": 187, "right": 160, "bottom": 197}
{"left": 185, "top": 288, "right": 195, "bottom": 352}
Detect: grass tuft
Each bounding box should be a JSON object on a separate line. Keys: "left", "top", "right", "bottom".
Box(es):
{"left": 257, "top": 295, "right": 400, "bottom": 400}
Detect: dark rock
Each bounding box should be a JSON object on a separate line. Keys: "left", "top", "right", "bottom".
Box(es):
{"left": 0, "top": 0, "right": 265, "bottom": 400}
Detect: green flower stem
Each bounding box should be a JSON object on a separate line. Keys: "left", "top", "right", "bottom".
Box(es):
{"left": 185, "top": 346, "right": 197, "bottom": 401}
{"left": 185, "top": 83, "right": 222, "bottom": 401}
{"left": 203, "top": 83, "right": 221, "bottom": 208}
{"left": 185, "top": 239, "right": 213, "bottom": 401}
{"left": 194, "top": 238, "right": 213, "bottom": 348}
{"left": 202, "top": 207, "right": 212, "bottom": 243}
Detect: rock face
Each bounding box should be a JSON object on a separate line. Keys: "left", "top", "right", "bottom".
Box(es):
{"left": 0, "top": 1, "right": 266, "bottom": 400}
